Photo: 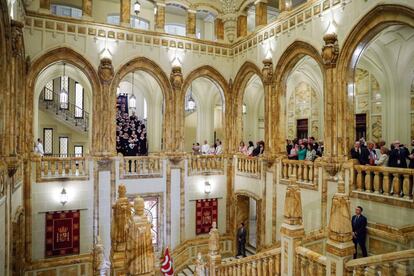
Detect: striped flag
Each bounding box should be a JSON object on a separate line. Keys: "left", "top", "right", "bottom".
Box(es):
{"left": 160, "top": 247, "right": 174, "bottom": 276}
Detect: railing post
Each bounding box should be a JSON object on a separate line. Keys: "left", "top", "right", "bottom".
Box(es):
{"left": 383, "top": 172, "right": 391, "bottom": 195}
{"left": 356, "top": 167, "right": 363, "bottom": 191}
{"left": 392, "top": 173, "right": 401, "bottom": 197}
{"left": 373, "top": 170, "right": 380, "bottom": 194}
{"left": 402, "top": 174, "right": 412, "bottom": 199}
{"left": 364, "top": 169, "right": 372, "bottom": 192}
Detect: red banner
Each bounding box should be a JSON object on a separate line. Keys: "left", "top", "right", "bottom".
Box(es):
{"left": 196, "top": 198, "right": 218, "bottom": 235}
{"left": 45, "top": 210, "right": 80, "bottom": 257}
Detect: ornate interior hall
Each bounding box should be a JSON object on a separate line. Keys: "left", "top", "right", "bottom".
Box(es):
{"left": 1, "top": 0, "right": 414, "bottom": 275}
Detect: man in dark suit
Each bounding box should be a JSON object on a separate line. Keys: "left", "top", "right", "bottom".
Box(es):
{"left": 352, "top": 206, "right": 368, "bottom": 259}
{"left": 236, "top": 223, "right": 247, "bottom": 257}
{"left": 408, "top": 140, "right": 414, "bottom": 168}
{"left": 389, "top": 141, "right": 409, "bottom": 168}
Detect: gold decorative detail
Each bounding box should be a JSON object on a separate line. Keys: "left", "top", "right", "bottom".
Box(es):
{"left": 321, "top": 33, "right": 339, "bottom": 66}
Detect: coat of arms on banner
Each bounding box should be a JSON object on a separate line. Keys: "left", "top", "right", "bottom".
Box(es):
{"left": 196, "top": 199, "right": 218, "bottom": 235}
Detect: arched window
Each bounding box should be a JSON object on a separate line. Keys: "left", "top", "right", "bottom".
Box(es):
{"left": 60, "top": 76, "right": 69, "bottom": 110}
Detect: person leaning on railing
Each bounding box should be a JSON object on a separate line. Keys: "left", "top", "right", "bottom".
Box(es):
{"left": 374, "top": 146, "right": 389, "bottom": 166}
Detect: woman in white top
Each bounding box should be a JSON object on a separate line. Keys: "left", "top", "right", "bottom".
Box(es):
{"left": 375, "top": 146, "right": 389, "bottom": 166}
{"left": 34, "top": 138, "right": 44, "bottom": 156}
{"left": 247, "top": 141, "right": 254, "bottom": 156}
{"left": 215, "top": 142, "right": 223, "bottom": 155}
{"left": 305, "top": 143, "right": 316, "bottom": 161}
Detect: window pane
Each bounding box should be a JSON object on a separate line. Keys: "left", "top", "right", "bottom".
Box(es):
{"left": 107, "top": 15, "right": 120, "bottom": 25}
{"left": 60, "top": 76, "right": 69, "bottom": 109}
{"left": 59, "top": 137, "right": 68, "bottom": 157}
{"left": 165, "top": 24, "right": 186, "bottom": 36}
{"left": 44, "top": 80, "right": 54, "bottom": 100}
{"left": 51, "top": 4, "right": 82, "bottom": 18}
{"left": 44, "top": 129, "right": 53, "bottom": 155}
{"left": 75, "top": 83, "right": 84, "bottom": 118}
{"left": 74, "top": 146, "right": 83, "bottom": 157}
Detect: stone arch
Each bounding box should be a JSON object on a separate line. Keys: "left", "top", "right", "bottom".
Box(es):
{"left": 112, "top": 57, "right": 172, "bottom": 151}
{"left": 232, "top": 62, "right": 264, "bottom": 150}
{"left": 182, "top": 65, "right": 230, "bottom": 151}
{"left": 272, "top": 41, "right": 325, "bottom": 153}
{"left": 337, "top": 4, "right": 414, "bottom": 153}
{"left": 26, "top": 47, "right": 101, "bottom": 152}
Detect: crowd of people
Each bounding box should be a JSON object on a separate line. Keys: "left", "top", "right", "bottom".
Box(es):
{"left": 116, "top": 95, "right": 148, "bottom": 156}
{"left": 350, "top": 138, "right": 414, "bottom": 168}
{"left": 285, "top": 137, "right": 323, "bottom": 161}
{"left": 192, "top": 139, "right": 223, "bottom": 155}
{"left": 238, "top": 140, "right": 265, "bottom": 156}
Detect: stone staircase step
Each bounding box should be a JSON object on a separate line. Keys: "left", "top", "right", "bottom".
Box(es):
{"left": 188, "top": 264, "right": 196, "bottom": 272}
{"left": 183, "top": 268, "right": 193, "bottom": 276}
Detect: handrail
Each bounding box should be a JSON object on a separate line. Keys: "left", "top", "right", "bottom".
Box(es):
{"left": 236, "top": 154, "right": 262, "bottom": 178}
{"left": 296, "top": 246, "right": 328, "bottom": 275}
{"left": 40, "top": 87, "right": 89, "bottom": 131}
{"left": 120, "top": 156, "right": 163, "bottom": 178}
{"left": 345, "top": 249, "right": 414, "bottom": 269}
{"left": 280, "top": 159, "right": 319, "bottom": 187}
{"left": 36, "top": 156, "right": 89, "bottom": 181}
{"left": 188, "top": 154, "right": 225, "bottom": 175}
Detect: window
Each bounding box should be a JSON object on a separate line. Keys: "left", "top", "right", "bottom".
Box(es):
{"left": 107, "top": 14, "right": 150, "bottom": 30}
{"left": 59, "top": 137, "right": 69, "bottom": 157}
{"left": 143, "top": 98, "right": 148, "bottom": 120}
{"left": 44, "top": 80, "right": 54, "bottom": 101}
{"left": 144, "top": 197, "right": 159, "bottom": 246}
{"left": 165, "top": 24, "right": 186, "bottom": 36}
{"left": 51, "top": 4, "right": 82, "bottom": 19}
{"left": 75, "top": 83, "right": 84, "bottom": 118}
{"left": 60, "top": 76, "right": 69, "bottom": 109}
{"left": 43, "top": 128, "right": 53, "bottom": 155}
{"left": 74, "top": 145, "right": 83, "bottom": 157}
{"left": 107, "top": 15, "right": 120, "bottom": 25}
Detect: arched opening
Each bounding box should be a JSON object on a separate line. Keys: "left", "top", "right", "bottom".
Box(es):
{"left": 116, "top": 70, "right": 163, "bottom": 156}
{"left": 184, "top": 77, "right": 224, "bottom": 153}
{"left": 242, "top": 74, "right": 264, "bottom": 154}
{"left": 349, "top": 25, "right": 414, "bottom": 147}
{"left": 33, "top": 62, "right": 93, "bottom": 156}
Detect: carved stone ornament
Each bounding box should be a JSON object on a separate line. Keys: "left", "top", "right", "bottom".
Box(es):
{"left": 11, "top": 20, "right": 24, "bottom": 57}
{"left": 262, "top": 58, "right": 273, "bottom": 85}
{"left": 321, "top": 33, "right": 339, "bottom": 66}
{"left": 283, "top": 178, "right": 303, "bottom": 225}
{"left": 170, "top": 65, "right": 183, "bottom": 90}
{"left": 92, "top": 236, "right": 105, "bottom": 274}
{"left": 98, "top": 58, "right": 114, "bottom": 85}
{"left": 328, "top": 193, "right": 353, "bottom": 243}
{"left": 111, "top": 184, "right": 132, "bottom": 252}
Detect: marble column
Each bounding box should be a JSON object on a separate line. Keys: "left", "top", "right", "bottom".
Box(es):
{"left": 262, "top": 58, "right": 273, "bottom": 156}
{"left": 214, "top": 18, "right": 224, "bottom": 41}
{"left": 154, "top": 3, "right": 166, "bottom": 32}
{"left": 120, "top": 0, "right": 131, "bottom": 27}
{"left": 39, "top": 0, "right": 50, "bottom": 13}
{"left": 186, "top": 9, "right": 197, "bottom": 38}
{"left": 82, "top": 0, "right": 93, "bottom": 20}
{"left": 255, "top": 1, "right": 267, "bottom": 27}
{"left": 326, "top": 189, "right": 354, "bottom": 276}
{"left": 280, "top": 177, "right": 304, "bottom": 276}
{"left": 169, "top": 65, "right": 184, "bottom": 152}
{"left": 279, "top": 0, "right": 286, "bottom": 12}
{"left": 237, "top": 13, "right": 247, "bottom": 38}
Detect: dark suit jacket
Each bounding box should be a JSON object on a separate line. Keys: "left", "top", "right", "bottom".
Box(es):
{"left": 389, "top": 148, "right": 408, "bottom": 168}
{"left": 350, "top": 147, "right": 369, "bottom": 165}
{"left": 237, "top": 227, "right": 247, "bottom": 242}
{"left": 409, "top": 149, "right": 414, "bottom": 169}
{"left": 351, "top": 215, "right": 367, "bottom": 242}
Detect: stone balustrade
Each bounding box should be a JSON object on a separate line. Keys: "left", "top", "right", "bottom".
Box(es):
{"left": 280, "top": 159, "right": 319, "bottom": 189}
{"left": 188, "top": 155, "right": 225, "bottom": 176}
{"left": 353, "top": 165, "right": 414, "bottom": 206}
{"left": 236, "top": 155, "right": 262, "bottom": 178}
{"left": 36, "top": 156, "right": 89, "bottom": 182}
{"left": 345, "top": 249, "right": 414, "bottom": 276}
{"left": 296, "top": 246, "right": 328, "bottom": 275}
{"left": 214, "top": 248, "right": 281, "bottom": 275}
{"left": 120, "top": 156, "right": 163, "bottom": 178}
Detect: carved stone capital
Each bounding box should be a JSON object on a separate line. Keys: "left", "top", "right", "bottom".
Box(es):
{"left": 262, "top": 58, "right": 273, "bottom": 85}
{"left": 11, "top": 20, "right": 24, "bottom": 57}
{"left": 98, "top": 58, "right": 114, "bottom": 85}
{"left": 96, "top": 158, "right": 112, "bottom": 171}
{"left": 321, "top": 33, "right": 339, "bottom": 66}
{"left": 170, "top": 66, "right": 183, "bottom": 91}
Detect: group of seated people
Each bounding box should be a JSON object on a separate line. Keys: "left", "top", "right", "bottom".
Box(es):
{"left": 286, "top": 137, "right": 323, "bottom": 161}
{"left": 116, "top": 97, "right": 148, "bottom": 156}
{"left": 350, "top": 138, "right": 414, "bottom": 168}
{"left": 238, "top": 140, "right": 265, "bottom": 157}
{"left": 192, "top": 139, "right": 223, "bottom": 155}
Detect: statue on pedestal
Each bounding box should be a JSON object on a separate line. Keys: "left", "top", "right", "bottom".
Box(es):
{"left": 195, "top": 252, "right": 206, "bottom": 276}
{"left": 207, "top": 221, "right": 221, "bottom": 266}
{"left": 125, "top": 196, "right": 155, "bottom": 275}
{"left": 111, "top": 184, "right": 131, "bottom": 252}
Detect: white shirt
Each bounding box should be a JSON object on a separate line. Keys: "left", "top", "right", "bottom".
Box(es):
{"left": 215, "top": 145, "right": 223, "bottom": 155}
{"left": 35, "top": 142, "right": 44, "bottom": 156}
{"left": 201, "top": 144, "right": 210, "bottom": 154}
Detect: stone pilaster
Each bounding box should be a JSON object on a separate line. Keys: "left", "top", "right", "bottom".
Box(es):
{"left": 326, "top": 191, "right": 354, "bottom": 276}
{"left": 154, "top": 3, "right": 166, "bottom": 32}
{"left": 237, "top": 13, "right": 247, "bottom": 38}
{"left": 95, "top": 58, "right": 116, "bottom": 156}
{"left": 262, "top": 58, "right": 273, "bottom": 156}
{"left": 186, "top": 9, "right": 197, "bottom": 38}
{"left": 214, "top": 18, "right": 224, "bottom": 41}
{"left": 280, "top": 177, "right": 304, "bottom": 276}
{"left": 169, "top": 65, "right": 184, "bottom": 152}
{"left": 120, "top": 0, "right": 131, "bottom": 27}
{"left": 278, "top": 0, "right": 286, "bottom": 12}
{"left": 82, "top": 0, "right": 93, "bottom": 20}
{"left": 39, "top": 0, "right": 50, "bottom": 14}
{"left": 255, "top": 1, "right": 267, "bottom": 27}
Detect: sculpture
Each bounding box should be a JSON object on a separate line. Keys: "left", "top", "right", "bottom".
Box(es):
{"left": 111, "top": 184, "right": 131, "bottom": 252}
{"left": 125, "top": 196, "right": 155, "bottom": 275}
{"left": 195, "top": 252, "right": 206, "bottom": 276}
{"left": 92, "top": 236, "right": 105, "bottom": 275}
{"left": 207, "top": 221, "right": 221, "bottom": 266}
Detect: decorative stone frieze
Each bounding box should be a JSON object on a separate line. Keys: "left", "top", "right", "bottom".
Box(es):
{"left": 322, "top": 33, "right": 339, "bottom": 66}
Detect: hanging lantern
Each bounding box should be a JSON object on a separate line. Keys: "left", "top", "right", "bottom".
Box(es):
{"left": 60, "top": 187, "right": 68, "bottom": 206}
{"left": 129, "top": 72, "right": 137, "bottom": 109}
{"left": 134, "top": 0, "right": 141, "bottom": 15}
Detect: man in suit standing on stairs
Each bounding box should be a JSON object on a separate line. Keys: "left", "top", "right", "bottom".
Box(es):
{"left": 236, "top": 223, "right": 247, "bottom": 258}
{"left": 352, "top": 206, "right": 368, "bottom": 259}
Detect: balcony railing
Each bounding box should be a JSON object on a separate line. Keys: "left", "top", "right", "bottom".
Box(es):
{"left": 213, "top": 248, "right": 281, "bottom": 275}
{"left": 280, "top": 159, "right": 319, "bottom": 189}
{"left": 236, "top": 155, "right": 262, "bottom": 178}
{"left": 120, "top": 156, "right": 163, "bottom": 179}
{"left": 352, "top": 165, "right": 414, "bottom": 207}
{"left": 345, "top": 249, "right": 414, "bottom": 276}
{"left": 188, "top": 155, "right": 225, "bottom": 176}
{"left": 296, "top": 246, "right": 330, "bottom": 275}
{"left": 36, "top": 156, "right": 89, "bottom": 182}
